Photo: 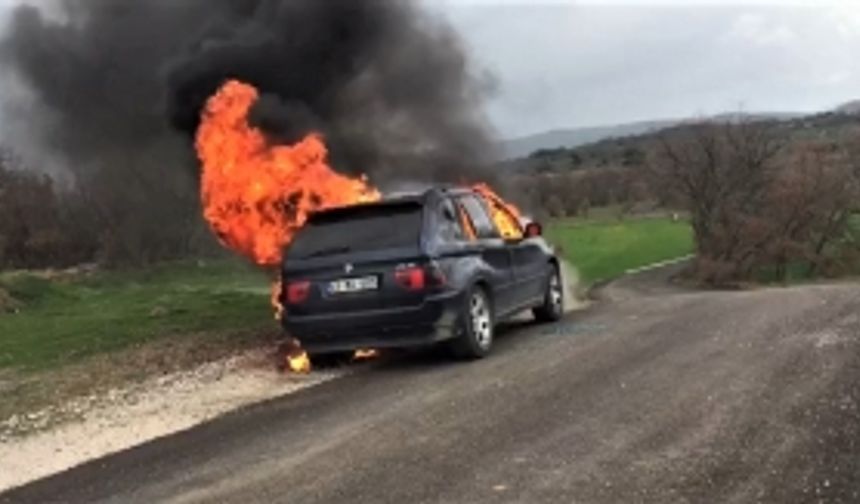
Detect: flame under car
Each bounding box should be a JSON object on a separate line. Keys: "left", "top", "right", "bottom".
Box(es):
{"left": 278, "top": 186, "right": 563, "bottom": 359}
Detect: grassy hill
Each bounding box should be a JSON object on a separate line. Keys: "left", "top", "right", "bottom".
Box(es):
{"left": 499, "top": 119, "right": 678, "bottom": 160}
{"left": 503, "top": 108, "right": 860, "bottom": 171}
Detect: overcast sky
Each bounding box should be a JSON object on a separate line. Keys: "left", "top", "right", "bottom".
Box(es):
{"left": 433, "top": 0, "right": 860, "bottom": 138}
{"left": 2, "top": 1, "right": 860, "bottom": 140}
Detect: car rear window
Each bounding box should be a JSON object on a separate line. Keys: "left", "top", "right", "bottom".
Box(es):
{"left": 287, "top": 202, "right": 423, "bottom": 259}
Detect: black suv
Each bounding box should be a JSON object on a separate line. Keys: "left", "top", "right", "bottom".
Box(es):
{"left": 279, "top": 187, "right": 563, "bottom": 359}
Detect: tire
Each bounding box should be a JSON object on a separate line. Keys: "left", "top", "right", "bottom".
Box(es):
{"left": 449, "top": 285, "right": 494, "bottom": 359}
{"left": 533, "top": 263, "right": 564, "bottom": 323}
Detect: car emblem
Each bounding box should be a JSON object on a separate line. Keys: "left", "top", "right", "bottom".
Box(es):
{"left": 344, "top": 263, "right": 354, "bottom": 274}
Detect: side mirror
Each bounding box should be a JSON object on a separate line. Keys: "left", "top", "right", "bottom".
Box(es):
{"left": 524, "top": 222, "right": 543, "bottom": 238}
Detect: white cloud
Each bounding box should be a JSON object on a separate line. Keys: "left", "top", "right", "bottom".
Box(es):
{"left": 436, "top": 3, "right": 860, "bottom": 137}
{"left": 728, "top": 13, "right": 797, "bottom": 46}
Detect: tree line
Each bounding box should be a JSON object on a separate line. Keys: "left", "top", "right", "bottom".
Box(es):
{"left": 517, "top": 119, "right": 860, "bottom": 285}
{"left": 3, "top": 117, "right": 860, "bottom": 285}
{"left": 0, "top": 146, "right": 219, "bottom": 270}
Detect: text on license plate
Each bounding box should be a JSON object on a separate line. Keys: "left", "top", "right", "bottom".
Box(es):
{"left": 328, "top": 276, "right": 379, "bottom": 294}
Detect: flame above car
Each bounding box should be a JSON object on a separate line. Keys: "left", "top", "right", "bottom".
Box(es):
{"left": 196, "top": 79, "right": 381, "bottom": 268}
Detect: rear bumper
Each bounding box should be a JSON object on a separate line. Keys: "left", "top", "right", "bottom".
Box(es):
{"left": 282, "top": 290, "right": 464, "bottom": 354}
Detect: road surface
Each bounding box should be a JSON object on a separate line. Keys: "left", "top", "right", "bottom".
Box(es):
{"left": 3, "top": 267, "right": 860, "bottom": 503}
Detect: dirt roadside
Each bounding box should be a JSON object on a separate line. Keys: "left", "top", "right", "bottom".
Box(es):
{"left": 0, "top": 342, "right": 343, "bottom": 491}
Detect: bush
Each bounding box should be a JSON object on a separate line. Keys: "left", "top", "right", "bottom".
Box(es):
{"left": 649, "top": 122, "right": 860, "bottom": 285}
{"left": 0, "top": 146, "right": 219, "bottom": 271}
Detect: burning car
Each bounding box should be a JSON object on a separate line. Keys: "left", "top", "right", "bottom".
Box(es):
{"left": 278, "top": 186, "right": 564, "bottom": 360}
{"left": 194, "top": 81, "right": 561, "bottom": 364}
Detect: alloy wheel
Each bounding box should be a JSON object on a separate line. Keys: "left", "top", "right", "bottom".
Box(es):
{"left": 470, "top": 291, "right": 493, "bottom": 349}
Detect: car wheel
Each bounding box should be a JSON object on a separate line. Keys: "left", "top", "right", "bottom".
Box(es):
{"left": 449, "top": 285, "right": 494, "bottom": 359}
{"left": 533, "top": 263, "right": 564, "bottom": 323}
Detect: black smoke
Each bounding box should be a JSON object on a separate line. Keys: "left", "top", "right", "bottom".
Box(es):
{"left": 3, "top": 0, "right": 496, "bottom": 185}
{"left": 0, "top": 0, "right": 497, "bottom": 263}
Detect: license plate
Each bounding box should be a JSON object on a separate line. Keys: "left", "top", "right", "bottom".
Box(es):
{"left": 328, "top": 275, "right": 379, "bottom": 294}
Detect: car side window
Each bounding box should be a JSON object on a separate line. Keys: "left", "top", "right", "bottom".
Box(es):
{"left": 438, "top": 199, "right": 466, "bottom": 243}
{"left": 456, "top": 202, "right": 477, "bottom": 241}
{"left": 458, "top": 195, "right": 499, "bottom": 239}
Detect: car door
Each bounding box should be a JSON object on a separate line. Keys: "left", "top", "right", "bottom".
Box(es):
{"left": 455, "top": 195, "right": 517, "bottom": 316}
{"left": 510, "top": 236, "right": 550, "bottom": 305}
{"left": 471, "top": 192, "right": 547, "bottom": 310}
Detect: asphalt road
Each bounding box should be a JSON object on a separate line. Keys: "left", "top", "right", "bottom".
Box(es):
{"left": 4, "top": 268, "right": 860, "bottom": 503}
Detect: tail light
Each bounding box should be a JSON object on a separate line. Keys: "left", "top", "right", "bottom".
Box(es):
{"left": 395, "top": 266, "right": 425, "bottom": 291}
{"left": 286, "top": 280, "right": 311, "bottom": 304}
{"left": 395, "top": 262, "right": 446, "bottom": 291}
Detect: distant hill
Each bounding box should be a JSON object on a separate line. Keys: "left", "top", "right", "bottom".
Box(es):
{"left": 503, "top": 107, "right": 860, "bottom": 174}
{"left": 498, "top": 111, "right": 811, "bottom": 161}
{"left": 835, "top": 100, "right": 860, "bottom": 115}
{"left": 499, "top": 120, "right": 677, "bottom": 160}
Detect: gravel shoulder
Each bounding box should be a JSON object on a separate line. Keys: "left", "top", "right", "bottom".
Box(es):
{"left": 0, "top": 346, "right": 342, "bottom": 492}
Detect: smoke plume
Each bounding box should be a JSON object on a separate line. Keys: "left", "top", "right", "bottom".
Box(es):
{"left": 0, "top": 0, "right": 496, "bottom": 263}
{"left": 1, "top": 0, "right": 496, "bottom": 187}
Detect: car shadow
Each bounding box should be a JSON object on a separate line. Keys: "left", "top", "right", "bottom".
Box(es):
{"left": 357, "top": 312, "right": 585, "bottom": 374}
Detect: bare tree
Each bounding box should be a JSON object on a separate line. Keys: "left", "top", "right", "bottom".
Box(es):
{"left": 770, "top": 141, "right": 860, "bottom": 279}
{"left": 649, "top": 120, "right": 860, "bottom": 284}
{"left": 648, "top": 121, "right": 784, "bottom": 283}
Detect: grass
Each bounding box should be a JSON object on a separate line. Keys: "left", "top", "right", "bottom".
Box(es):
{"left": 0, "top": 259, "right": 276, "bottom": 373}
{"left": 0, "top": 216, "right": 695, "bottom": 371}
{"left": 547, "top": 215, "right": 694, "bottom": 285}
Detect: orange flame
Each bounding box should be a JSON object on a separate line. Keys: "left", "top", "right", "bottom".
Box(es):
{"left": 271, "top": 279, "right": 284, "bottom": 321}
{"left": 196, "top": 80, "right": 380, "bottom": 267}
{"left": 353, "top": 349, "right": 380, "bottom": 361}
{"left": 472, "top": 183, "right": 524, "bottom": 240}
{"left": 287, "top": 348, "right": 311, "bottom": 374}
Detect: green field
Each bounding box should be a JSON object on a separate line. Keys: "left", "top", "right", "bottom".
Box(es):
{"left": 0, "top": 216, "right": 694, "bottom": 372}
{"left": 0, "top": 260, "right": 276, "bottom": 372}
{"left": 547, "top": 216, "right": 694, "bottom": 285}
